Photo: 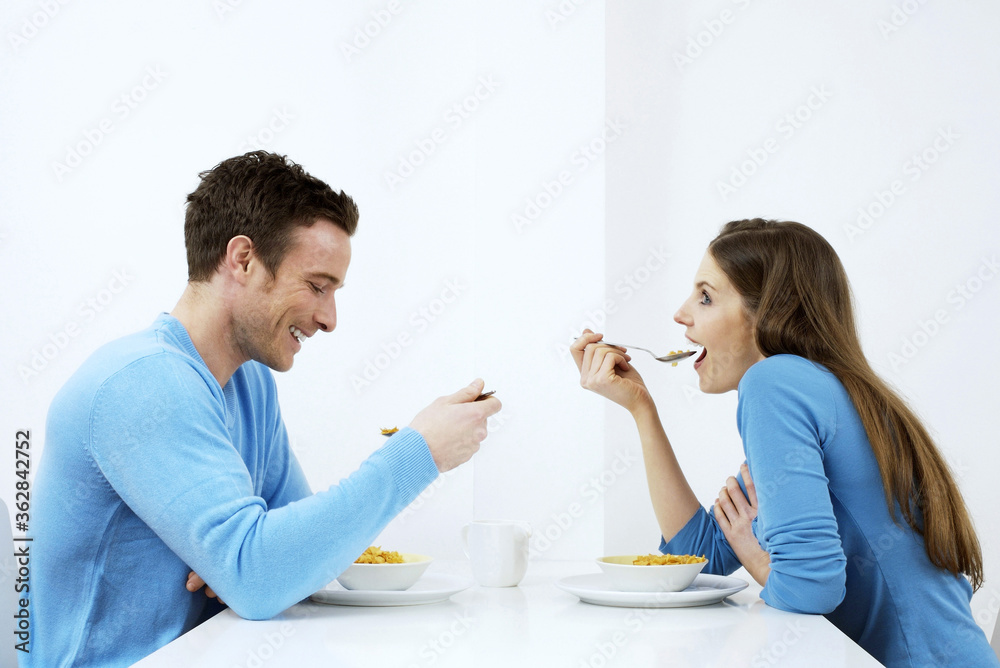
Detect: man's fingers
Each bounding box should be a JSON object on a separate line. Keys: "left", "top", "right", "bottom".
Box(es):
{"left": 475, "top": 392, "right": 502, "bottom": 417}
{"left": 452, "top": 378, "right": 485, "bottom": 402}
{"left": 462, "top": 389, "right": 502, "bottom": 423}
{"left": 186, "top": 571, "right": 204, "bottom": 592}
{"left": 187, "top": 571, "right": 224, "bottom": 604}
{"left": 445, "top": 380, "right": 503, "bottom": 415}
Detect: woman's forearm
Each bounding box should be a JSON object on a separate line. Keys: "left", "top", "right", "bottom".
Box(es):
{"left": 631, "top": 400, "right": 701, "bottom": 543}
{"left": 744, "top": 554, "right": 771, "bottom": 587}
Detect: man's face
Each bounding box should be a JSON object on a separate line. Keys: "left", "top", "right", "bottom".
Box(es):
{"left": 232, "top": 219, "right": 351, "bottom": 372}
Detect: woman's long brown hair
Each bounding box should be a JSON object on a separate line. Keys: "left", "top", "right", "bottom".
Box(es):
{"left": 710, "top": 218, "right": 983, "bottom": 590}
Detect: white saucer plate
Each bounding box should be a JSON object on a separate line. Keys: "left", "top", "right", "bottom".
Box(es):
{"left": 556, "top": 573, "right": 748, "bottom": 608}
{"left": 310, "top": 573, "right": 473, "bottom": 607}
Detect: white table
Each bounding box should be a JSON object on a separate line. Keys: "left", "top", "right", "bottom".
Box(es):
{"left": 135, "top": 560, "right": 883, "bottom": 667}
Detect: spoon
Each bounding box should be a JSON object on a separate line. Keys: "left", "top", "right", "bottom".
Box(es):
{"left": 381, "top": 391, "right": 497, "bottom": 437}
{"left": 599, "top": 341, "right": 697, "bottom": 364}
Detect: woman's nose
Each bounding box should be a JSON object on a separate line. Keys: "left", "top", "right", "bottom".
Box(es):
{"left": 674, "top": 299, "right": 692, "bottom": 326}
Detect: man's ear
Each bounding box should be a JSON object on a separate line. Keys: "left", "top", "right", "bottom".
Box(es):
{"left": 223, "top": 235, "right": 255, "bottom": 284}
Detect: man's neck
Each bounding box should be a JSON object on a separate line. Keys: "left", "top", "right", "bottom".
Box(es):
{"left": 170, "top": 281, "right": 244, "bottom": 387}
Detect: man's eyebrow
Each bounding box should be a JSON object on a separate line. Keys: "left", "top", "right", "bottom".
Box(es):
{"left": 308, "top": 272, "right": 343, "bottom": 286}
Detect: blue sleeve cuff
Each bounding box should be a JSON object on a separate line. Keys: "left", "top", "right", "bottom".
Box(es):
{"left": 376, "top": 427, "right": 439, "bottom": 503}
{"left": 660, "top": 507, "right": 742, "bottom": 576}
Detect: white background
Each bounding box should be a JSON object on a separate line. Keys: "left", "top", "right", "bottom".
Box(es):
{"left": 1, "top": 0, "right": 997, "bottom": 639}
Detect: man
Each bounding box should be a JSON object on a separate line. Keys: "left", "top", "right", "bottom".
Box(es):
{"left": 28, "top": 151, "right": 500, "bottom": 667}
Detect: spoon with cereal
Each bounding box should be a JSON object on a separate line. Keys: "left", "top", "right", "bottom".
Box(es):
{"left": 599, "top": 341, "right": 697, "bottom": 366}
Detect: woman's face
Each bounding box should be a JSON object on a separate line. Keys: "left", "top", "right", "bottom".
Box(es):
{"left": 674, "top": 251, "right": 765, "bottom": 394}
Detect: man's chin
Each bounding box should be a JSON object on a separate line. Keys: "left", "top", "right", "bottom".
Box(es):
{"left": 255, "top": 354, "right": 294, "bottom": 373}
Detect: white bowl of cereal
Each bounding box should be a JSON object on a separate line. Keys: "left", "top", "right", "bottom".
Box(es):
{"left": 336, "top": 547, "right": 433, "bottom": 591}
{"left": 596, "top": 554, "right": 707, "bottom": 592}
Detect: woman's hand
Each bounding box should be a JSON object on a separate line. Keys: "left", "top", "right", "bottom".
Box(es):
{"left": 186, "top": 571, "right": 225, "bottom": 606}
{"left": 714, "top": 463, "right": 771, "bottom": 586}
{"left": 571, "top": 330, "right": 653, "bottom": 415}
{"left": 573, "top": 330, "right": 700, "bottom": 541}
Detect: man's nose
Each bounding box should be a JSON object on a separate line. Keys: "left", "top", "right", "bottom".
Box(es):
{"left": 315, "top": 298, "right": 337, "bottom": 332}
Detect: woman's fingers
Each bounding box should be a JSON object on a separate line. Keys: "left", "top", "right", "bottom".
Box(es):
{"left": 725, "top": 475, "right": 751, "bottom": 515}
{"left": 715, "top": 486, "right": 734, "bottom": 518}
{"left": 571, "top": 330, "right": 605, "bottom": 371}
{"left": 580, "top": 340, "right": 597, "bottom": 382}
{"left": 740, "top": 463, "right": 758, "bottom": 508}
{"left": 576, "top": 338, "right": 649, "bottom": 412}
{"left": 597, "top": 346, "right": 629, "bottom": 381}
{"left": 713, "top": 491, "right": 732, "bottom": 529}
{"left": 581, "top": 343, "right": 620, "bottom": 388}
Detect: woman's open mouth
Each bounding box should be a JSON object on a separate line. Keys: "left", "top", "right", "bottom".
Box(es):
{"left": 693, "top": 346, "right": 708, "bottom": 370}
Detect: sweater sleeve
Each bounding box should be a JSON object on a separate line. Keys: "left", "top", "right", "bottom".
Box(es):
{"left": 86, "top": 355, "right": 439, "bottom": 620}
{"left": 659, "top": 505, "right": 742, "bottom": 576}
{"left": 738, "top": 357, "right": 847, "bottom": 614}
{"left": 261, "top": 430, "right": 313, "bottom": 510}
{"left": 258, "top": 376, "right": 313, "bottom": 510}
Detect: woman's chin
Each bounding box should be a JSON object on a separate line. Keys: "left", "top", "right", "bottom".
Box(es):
{"left": 697, "top": 372, "right": 733, "bottom": 395}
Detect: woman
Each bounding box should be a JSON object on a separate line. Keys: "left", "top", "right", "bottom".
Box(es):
{"left": 572, "top": 219, "right": 997, "bottom": 667}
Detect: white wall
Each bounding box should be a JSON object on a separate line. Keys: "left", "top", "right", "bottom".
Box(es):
{"left": 1, "top": 0, "right": 997, "bottom": 637}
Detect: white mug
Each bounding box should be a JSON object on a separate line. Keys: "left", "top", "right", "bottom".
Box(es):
{"left": 461, "top": 520, "right": 532, "bottom": 587}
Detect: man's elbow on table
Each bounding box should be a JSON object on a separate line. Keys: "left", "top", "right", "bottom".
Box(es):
{"left": 207, "top": 579, "right": 301, "bottom": 621}
{"left": 224, "top": 595, "right": 294, "bottom": 622}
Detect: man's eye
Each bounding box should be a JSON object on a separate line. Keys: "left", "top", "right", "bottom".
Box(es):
{"left": 310, "top": 283, "right": 325, "bottom": 295}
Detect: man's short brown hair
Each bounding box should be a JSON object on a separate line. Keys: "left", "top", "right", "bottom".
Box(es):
{"left": 184, "top": 151, "right": 358, "bottom": 281}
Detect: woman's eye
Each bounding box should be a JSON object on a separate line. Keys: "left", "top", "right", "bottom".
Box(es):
{"left": 700, "top": 291, "right": 711, "bottom": 305}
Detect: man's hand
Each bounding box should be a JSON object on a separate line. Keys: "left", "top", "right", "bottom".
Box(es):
{"left": 186, "top": 571, "right": 224, "bottom": 605}
{"left": 409, "top": 378, "right": 501, "bottom": 472}
{"left": 713, "top": 463, "right": 771, "bottom": 586}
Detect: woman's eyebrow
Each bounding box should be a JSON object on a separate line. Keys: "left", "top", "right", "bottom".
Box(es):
{"left": 695, "top": 280, "right": 716, "bottom": 290}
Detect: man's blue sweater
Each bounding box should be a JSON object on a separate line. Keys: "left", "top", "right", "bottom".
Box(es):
{"left": 28, "top": 314, "right": 439, "bottom": 666}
